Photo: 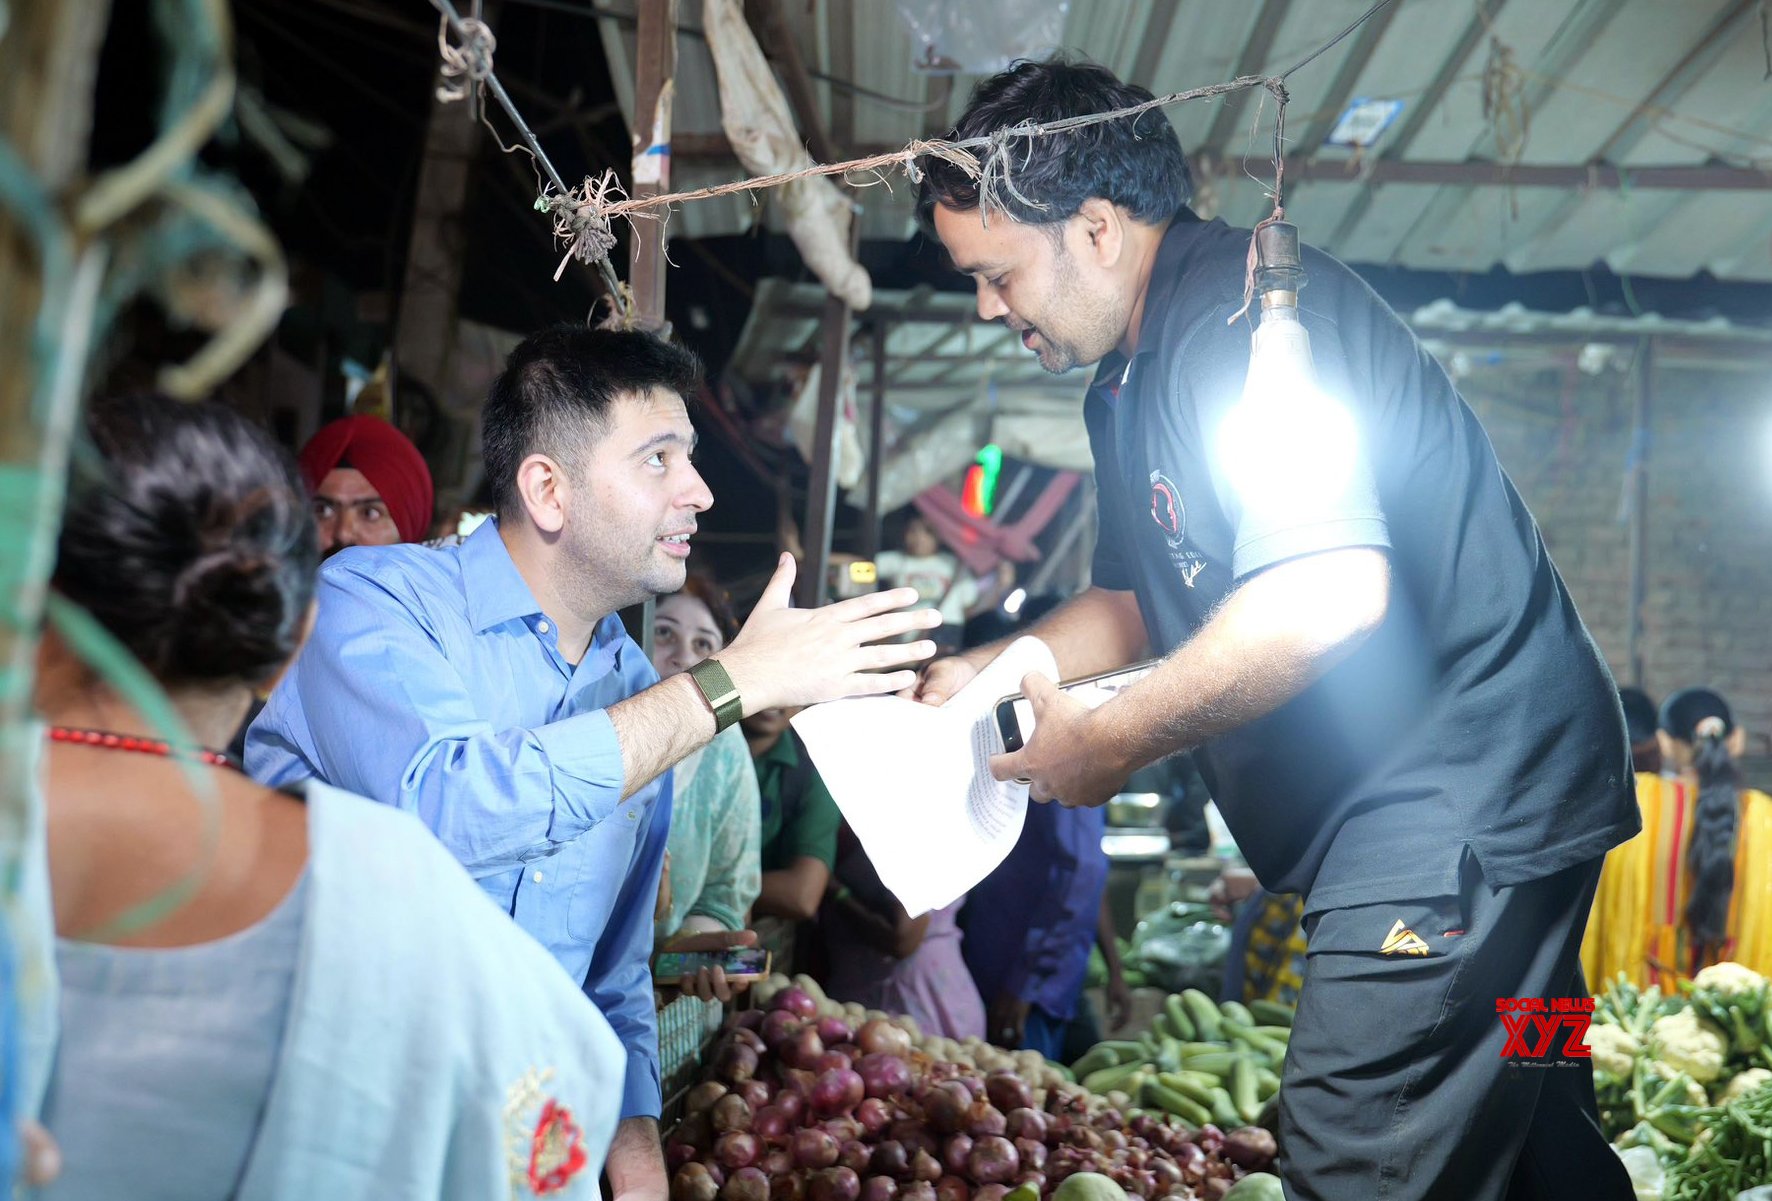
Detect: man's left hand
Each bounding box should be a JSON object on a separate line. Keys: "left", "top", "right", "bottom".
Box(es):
{"left": 988, "top": 993, "right": 1031, "bottom": 1049}
{"left": 988, "top": 673, "right": 1130, "bottom": 807}
{"left": 1104, "top": 970, "right": 1133, "bottom": 1033}
{"left": 660, "top": 928, "right": 759, "bottom": 1004}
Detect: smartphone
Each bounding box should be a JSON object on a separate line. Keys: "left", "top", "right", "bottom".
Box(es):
{"left": 653, "top": 946, "right": 772, "bottom": 982}
{"left": 994, "top": 661, "right": 1158, "bottom": 753}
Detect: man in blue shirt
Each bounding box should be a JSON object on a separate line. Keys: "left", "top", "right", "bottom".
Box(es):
{"left": 248, "top": 326, "right": 939, "bottom": 1201}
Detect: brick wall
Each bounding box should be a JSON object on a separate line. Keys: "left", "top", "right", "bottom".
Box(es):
{"left": 1458, "top": 359, "right": 1772, "bottom": 760}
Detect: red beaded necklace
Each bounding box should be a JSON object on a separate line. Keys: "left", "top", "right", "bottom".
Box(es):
{"left": 48, "top": 725, "right": 236, "bottom": 769}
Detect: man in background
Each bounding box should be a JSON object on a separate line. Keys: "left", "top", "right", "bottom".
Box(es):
{"left": 297, "top": 414, "right": 435, "bottom": 557}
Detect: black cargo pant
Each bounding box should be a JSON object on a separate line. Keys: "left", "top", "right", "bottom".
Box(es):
{"left": 1275, "top": 852, "right": 1632, "bottom": 1201}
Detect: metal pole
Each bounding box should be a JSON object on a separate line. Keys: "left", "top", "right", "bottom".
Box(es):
{"left": 1626, "top": 337, "right": 1653, "bottom": 687}
{"left": 796, "top": 290, "right": 852, "bottom": 608}
{"left": 860, "top": 320, "right": 887, "bottom": 560}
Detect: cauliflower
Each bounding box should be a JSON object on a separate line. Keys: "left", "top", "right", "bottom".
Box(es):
{"left": 1648, "top": 1008, "right": 1728, "bottom": 1084}
{"left": 1646, "top": 1063, "right": 1709, "bottom": 1106}
{"left": 1692, "top": 962, "right": 1766, "bottom": 997}
{"left": 1718, "top": 1067, "right": 1772, "bottom": 1105}
{"left": 1588, "top": 1024, "right": 1641, "bottom": 1078}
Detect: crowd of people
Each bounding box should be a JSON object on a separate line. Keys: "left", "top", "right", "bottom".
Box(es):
{"left": 24, "top": 50, "right": 1772, "bottom": 1201}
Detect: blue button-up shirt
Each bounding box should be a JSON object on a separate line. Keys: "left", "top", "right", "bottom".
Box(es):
{"left": 961, "top": 802, "right": 1108, "bottom": 1022}
{"left": 245, "top": 519, "right": 668, "bottom": 1119}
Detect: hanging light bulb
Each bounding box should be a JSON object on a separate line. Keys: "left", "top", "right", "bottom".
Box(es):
{"left": 1217, "top": 221, "right": 1360, "bottom": 520}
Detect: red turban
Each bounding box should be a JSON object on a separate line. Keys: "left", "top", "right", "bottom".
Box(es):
{"left": 296, "top": 416, "right": 435, "bottom": 544}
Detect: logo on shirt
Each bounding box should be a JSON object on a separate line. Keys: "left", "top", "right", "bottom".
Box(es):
{"left": 1379, "top": 919, "right": 1430, "bottom": 956}
{"left": 1149, "top": 470, "right": 1208, "bottom": 588}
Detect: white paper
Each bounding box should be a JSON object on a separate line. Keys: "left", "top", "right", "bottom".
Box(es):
{"left": 790, "top": 636, "right": 1058, "bottom": 916}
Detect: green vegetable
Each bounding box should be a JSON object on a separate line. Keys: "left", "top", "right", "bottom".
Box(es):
{"left": 1081, "top": 1061, "right": 1149, "bottom": 1095}
{"left": 1207, "top": 1085, "right": 1242, "bottom": 1128}
{"left": 1248, "top": 1000, "right": 1295, "bottom": 1027}
{"left": 1142, "top": 1081, "right": 1211, "bottom": 1126}
{"left": 1222, "top": 1175, "right": 1285, "bottom": 1201}
{"left": 1230, "top": 1054, "right": 1263, "bottom": 1123}
{"left": 1154, "top": 1071, "right": 1217, "bottom": 1106}
{"left": 1162, "top": 994, "right": 1196, "bottom": 1042}
{"left": 1665, "top": 1079, "right": 1772, "bottom": 1200}
{"left": 1255, "top": 1066, "right": 1283, "bottom": 1101}
{"left": 1649, "top": 1008, "right": 1728, "bottom": 1084}
{"left": 1053, "top": 1173, "right": 1128, "bottom": 1201}
{"left": 1219, "top": 1000, "right": 1256, "bottom": 1028}
{"left": 1180, "top": 1051, "right": 1241, "bottom": 1079}
{"left": 1181, "top": 990, "right": 1222, "bottom": 1042}
{"left": 1070, "top": 1047, "right": 1119, "bottom": 1079}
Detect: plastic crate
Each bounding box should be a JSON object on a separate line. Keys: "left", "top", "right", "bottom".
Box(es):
{"left": 659, "top": 994, "right": 725, "bottom": 1125}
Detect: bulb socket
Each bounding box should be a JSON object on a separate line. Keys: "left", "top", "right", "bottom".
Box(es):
{"left": 1254, "top": 221, "right": 1306, "bottom": 298}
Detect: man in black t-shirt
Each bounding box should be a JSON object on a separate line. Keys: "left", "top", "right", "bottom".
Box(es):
{"left": 907, "top": 59, "right": 1637, "bottom": 1201}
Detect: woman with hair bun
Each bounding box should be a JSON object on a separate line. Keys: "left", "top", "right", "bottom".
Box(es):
{"left": 1582, "top": 686, "right": 1772, "bottom": 988}
{"left": 33, "top": 395, "right": 622, "bottom": 1200}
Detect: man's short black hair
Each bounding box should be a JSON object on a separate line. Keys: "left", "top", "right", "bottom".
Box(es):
{"left": 481, "top": 324, "right": 702, "bottom": 517}
{"left": 917, "top": 56, "right": 1193, "bottom": 233}
{"left": 1619, "top": 686, "right": 1659, "bottom": 747}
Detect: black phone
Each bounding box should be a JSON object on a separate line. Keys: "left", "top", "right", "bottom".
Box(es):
{"left": 993, "top": 661, "right": 1158, "bottom": 753}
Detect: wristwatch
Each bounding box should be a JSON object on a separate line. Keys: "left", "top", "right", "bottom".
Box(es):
{"left": 686, "top": 658, "right": 744, "bottom": 733}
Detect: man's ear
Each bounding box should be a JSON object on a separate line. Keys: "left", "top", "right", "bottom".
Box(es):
{"left": 1728, "top": 725, "right": 1749, "bottom": 758}
{"left": 1073, "top": 198, "right": 1125, "bottom": 269}
{"left": 514, "top": 453, "right": 570, "bottom": 535}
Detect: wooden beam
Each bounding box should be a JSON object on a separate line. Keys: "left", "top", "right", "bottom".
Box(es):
{"left": 1128, "top": 0, "right": 1180, "bottom": 88}
{"left": 825, "top": 0, "right": 856, "bottom": 156}
{"left": 628, "top": 0, "right": 677, "bottom": 326}
{"left": 796, "top": 288, "right": 853, "bottom": 608}
{"left": 1289, "top": 0, "right": 1403, "bottom": 151}
{"left": 861, "top": 320, "right": 888, "bottom": 559}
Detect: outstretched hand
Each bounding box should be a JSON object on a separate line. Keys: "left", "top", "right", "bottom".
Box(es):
{"left": 720, "top": 554, "right": 942, "bottom": 713}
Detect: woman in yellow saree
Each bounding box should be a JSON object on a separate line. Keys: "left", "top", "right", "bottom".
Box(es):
{"left": 1582, "top": 688, "right": 1772, "bottom": 989}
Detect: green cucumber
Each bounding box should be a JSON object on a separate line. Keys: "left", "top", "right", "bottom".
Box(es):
{"left": 1181, "top": 990, "right": 1222, "bottom": 1042}
{"left": 1248, "top": 1000, "right": 1295, "bottom": 1027}
{"left": 1143, "top": 1081, "right": 1211, "bottom": 1127}
{"left": 1163, "top": 994, "right": 1197, "bottom": 1041}
{"left": 1070, "top": 1047, "right": 1119, "bottom": 1079}
{"left": 1230, "top": 1055, "right": 1263, "bottom": 1123}
{"left": 1208, "top": 1086, "right": 1243, "bottom": 1129}
{"left": 1180, "top": 1051, "right": 1241, "bottom": 1079}
{"left": 1219, "top": 1000, "right": 1256, "bottom": 1028}
{"left": 1155, "top": 1072, "right": 1218, "bottom": 1107}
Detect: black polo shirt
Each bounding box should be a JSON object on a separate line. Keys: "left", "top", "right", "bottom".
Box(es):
{"left": 1087, "top": 213, "right": 1638, "bottom": 913}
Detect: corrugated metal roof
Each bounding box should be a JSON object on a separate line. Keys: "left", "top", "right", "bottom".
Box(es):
{"left": 597, "top": 0, "right": 1772, "bottom": 279}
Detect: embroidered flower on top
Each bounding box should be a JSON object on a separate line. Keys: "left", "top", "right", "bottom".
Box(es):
{"left": 506, "top": 1068, "right": 590, "bottom": 1196}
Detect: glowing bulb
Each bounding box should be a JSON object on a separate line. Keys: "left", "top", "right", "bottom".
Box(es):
{"left": 1002, "top": 587, "right": 1027, "bottom": 616}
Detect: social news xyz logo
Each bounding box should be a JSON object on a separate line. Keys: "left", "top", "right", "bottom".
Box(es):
{"left": 1496, "top": 997, "right": 1593, "bottom": 1061}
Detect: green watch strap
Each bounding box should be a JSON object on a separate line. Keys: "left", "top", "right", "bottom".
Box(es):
{"left": 687, "top": 657, "right": 743, "bottom": 733}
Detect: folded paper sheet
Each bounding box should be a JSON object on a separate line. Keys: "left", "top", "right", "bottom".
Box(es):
{"left": 791, "top": 637, "right": 1058, "bottom": 916}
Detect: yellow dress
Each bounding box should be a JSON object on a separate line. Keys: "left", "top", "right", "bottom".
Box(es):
{"left": 1581, "top": 773, "right": 1772, "bottom": 990}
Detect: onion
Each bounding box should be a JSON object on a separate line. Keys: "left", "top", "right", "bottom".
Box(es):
{"left": 673, "top": 1113, "right": 715, "bottom": 1154}
{"left": 715, "top": 1132, "right": 761, "bottom": 1171}
{"left": 674, "top": 1163, "right": 721, "bottom": 1201}
{"left": 786, "top": 1027, "right": 828, "bottom": 1071}
{"left": 963, "top": 1099, "right": 1006, "bottom": 1139}
{"left": 966, "top": 1137, "right": 1020, "bottom": 1185}
{"left": 855, "top": 1097, "right": 894, "bottom": 1137}
{"left": 855, "top": 1019, "right": 914, "bottom": 1058}
{"left": 722, "top": 1167, "right": 769, "bottom": 1201}
{"left": 737, "top": 1080, "right": 773, "bottom": 1111}
{"left": 941, "top": 1134, "right": 973, "bottom": 1177}
{"left": 910, "top": 1150, "right": 942, "bottom": 1184}
{"left": 712, "top": 1094, "right": 754, "bottom": 1134}
{"left": 890, "top": 1123, "right": 938, "bottom": 1160}
{"left": 1194, "top": 1126, "right": 1224, "bottom": 1157}
{"left": 924, "top": 1082, "right": 972, "bottom": 1135}
{"left": 774, "top": 987, "right": 819, "bottom": 1019}
{"left": 869, "top": 1139, "right": 910, "bottom": 1179}
{"left": 669, "top": 1144, "right": 698, "bottom": 1172}
{"left": 818, "top": 1016, "right": 855, "bottom": 1046}
{"left": 734, "top": 1008, "right": 766, "bottom": 1031}
{"left": 734, "top": 1028, "right": 767, "bottom": 1054}
{"left": 822, "top": 1117, "right": 863, "bottom": 1144}
{"left": 706, "top": 1164, "right": 727, "bottom": 1188}
{"left": 816, "top": 1051, "right": 855, "bottom": 1074}
{"left": 983, "top": 1074, "right": 1032, "bottom": 1115}
{"left": 857, "top": 1054, "right": 913, "bottom": 1100}
{"left": 812, "top": 1068, "right": 866, "bottom": 1117}
{"left": 1017, "top": 1173, "right": 1046, "bottom": 1196}
{"left": 1220, "top": 1127, "right": 1278, "bottom": 1173}
{"left": 1149, "top": 1158, "right": 1183, "bottom": 1192}
{"left": 1003, "top": 1109, "right": 1046, "bottom": 1143}
{"left": 1014, "top": 1141, "right": 1046, "bottom": 1172}
{"left": 771, "top": 1176, "right": 805, "bottom": 1201}
{"left": 936, "top": 1179, "right": 970, "bottom": 1201}
{"left": 753, "top": 1107, "right": 793, "bottom": 1144}
{"left": 840, "top": 1140, "right": 873, "bottom": 1175}
{"left": 793, "top": 1128, "right": 841, "bottom": 1170}
{"left": 762, "top": 1009, "right": 802, "bottom": 1050}
{"left": 1101, "top": 1130, "right": 1127, "bottom": 1153}
{"left": 714, "top": 1042, "right": 761, "bottom": 1085}
{"left": 861, "top": 1177, "right": 899, "bottom": 1201}
{"left": 688, "top": 1082, "right": 730, "bottom": 1117}
{"left": 900, "top": 1184, "right": 936, "bottom": 1201}
{"left": 774, "top": 1089, "right": 805, "bottom": 1124}
{"left": 955, "top": 1078, "right": 985, "bottom": 1100}
{"left": 970, "top": 1187, "right": 1007, "bottom": 1201}
{"left": 808, "top": 1167, "right": 862, "bottom": 1201}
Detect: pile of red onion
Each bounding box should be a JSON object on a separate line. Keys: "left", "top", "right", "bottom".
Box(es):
{"left": 667, "top": 989, "right": 1275, "bottom": 1201}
